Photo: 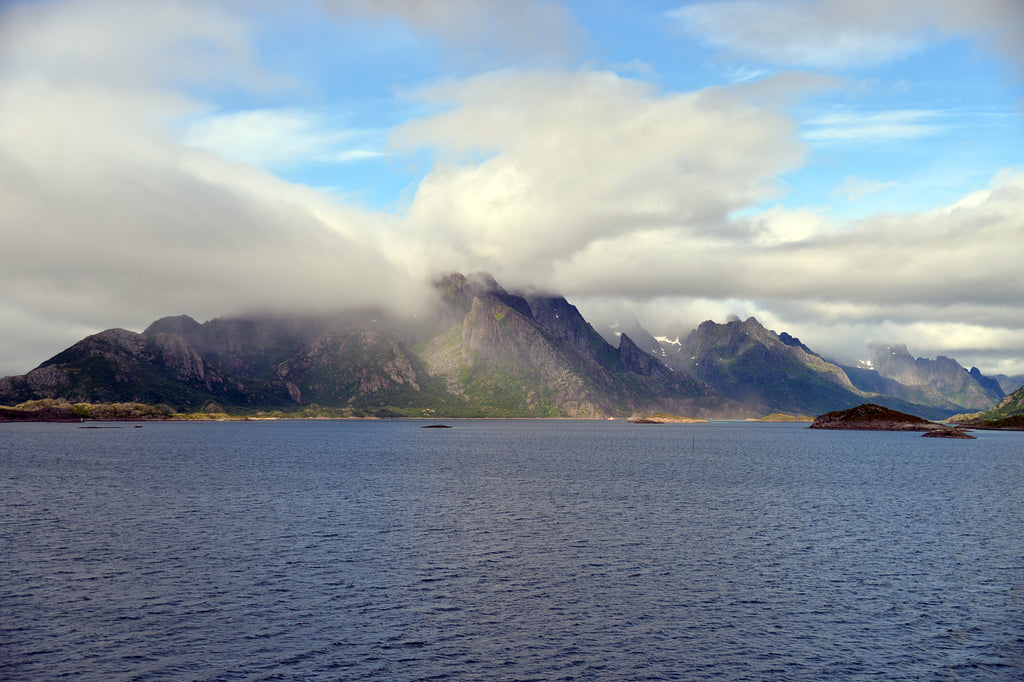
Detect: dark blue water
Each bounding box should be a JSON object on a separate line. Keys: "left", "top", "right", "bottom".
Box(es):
{"left": 2, "top": 420, "right": 1023, "bottom": 680}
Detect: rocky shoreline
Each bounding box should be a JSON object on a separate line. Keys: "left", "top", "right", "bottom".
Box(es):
{"left": 809, "top": 403, "right": 975, "bottom": 438}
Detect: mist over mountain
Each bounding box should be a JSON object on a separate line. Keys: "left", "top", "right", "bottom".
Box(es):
{"left": 0, "top": 274, "right": 1014, "bottom": 420}
{"left": 0, "top": 274, "right": 734, "bottom": 418}
{"left": 848, "top": 344, "right": 1005, "bottom": 412}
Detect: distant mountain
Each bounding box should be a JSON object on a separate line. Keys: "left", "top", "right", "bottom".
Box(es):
{"left": 0, "top": 273, "right": 736, "bottom": 418}
{"left": 849, "top": 344, "right": 1004, "bottom": 412}
{"left": 641, "top": 316, "right": 977, "bottom": 420}
{"left": 1, "top": 273, "right": 1015, "bottom": 420}
{"left": 0, "top": 326, "right": 291, "bottom": 410}
{"left": 652, "top": 316, "right": 869, "bottom": 417}
{"left": 991, "top": 373, "right": 1024, "bottom": 395}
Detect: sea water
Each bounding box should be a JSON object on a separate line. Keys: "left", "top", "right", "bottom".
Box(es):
{"left": 2, "top": 419, "right": 1023, "bottom": 680}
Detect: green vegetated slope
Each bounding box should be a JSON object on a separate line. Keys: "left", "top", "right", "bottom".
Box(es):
{"left": 951, "top": 382, "right": 1024, "bottom": 428}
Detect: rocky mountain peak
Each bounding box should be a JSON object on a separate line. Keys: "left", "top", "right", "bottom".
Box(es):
{"left": 144, "top": 315, "right": 201, "bottom": 338}
{"left": 618, "top": 333, "right": 671, "bottom": 379}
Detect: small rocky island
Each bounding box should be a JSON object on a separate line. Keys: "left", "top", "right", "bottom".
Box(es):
{"left": 809, "top": 403, "right": 975, "bottom": 438}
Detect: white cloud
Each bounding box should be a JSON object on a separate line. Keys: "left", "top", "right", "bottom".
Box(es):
{"left": 183, "top": 108, "right": 381, "bottom": 168}
{"left": 669, "top": 0, "right": 1024, "bottom": 73}
{"left": 549, "top": 168, "right": 1024, "bottom": 305}
{"left": 393, "top": 69, "right": 804, "bottom": 279}
{"left": 0, "top": 0, "right": 427, "bottom": 376}
{"left": 535, "top": 168, "right": 1024, "bottom": 371}
{"left": 321, "top": 0, "right": 584, "bottom": 65}
{"left": 803, "top": 109, "right": 947, "bottom": 142}
{"left": 832, "top": 175, "right": 898, "bottom": 201}
{"left": 0, "top": 0, "right": 273, "bottom": 90}
{"left": 332, "top": 149, "right": 386, "bottom": 162}
{"left": 669, "top": 0, "right": 930, "bottom": 69}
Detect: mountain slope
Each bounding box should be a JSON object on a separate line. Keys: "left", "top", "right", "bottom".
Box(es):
{"left": 0, "top": 327, "right": 290, "bottom": 410}
{"left": 0, "top": 273, "right": 736, "bottom": 418}
{"left": 661, "top": 316, "right": 868, "bottom": 416}
{"left": 2, "top": 273, "right": 1011, "bottom": 420}
{"left": 421, "top": 273, "right": 731, "bottom": 417}
{"left": 951, "top": 383, "right": 1024, "bottom": 427}
{"left": 858, "top": 344, "right": 1003, "bottom": 412}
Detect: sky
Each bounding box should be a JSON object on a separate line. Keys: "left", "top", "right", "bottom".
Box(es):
{"left": 2, "top": 0, "right": 1024, "bottom": 378}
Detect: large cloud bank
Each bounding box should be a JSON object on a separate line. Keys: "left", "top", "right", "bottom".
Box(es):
{"left": 1, "top": 0, "right": 1023, "bottom": 378}
{"left": 0, "top": 0, "right": 426, "bottom": 374}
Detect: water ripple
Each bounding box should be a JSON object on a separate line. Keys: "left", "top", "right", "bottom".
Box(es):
{"left": 2, "top": 420, "right": 1023, "bottom": 680}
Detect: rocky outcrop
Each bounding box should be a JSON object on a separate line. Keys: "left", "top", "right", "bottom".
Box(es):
{"left": 922, "top": 429, "right": 976, "bottom": 439}
{"left": 810, "top": 403, "right": 934, "bottom": 431}
{"left": 810, "top": 403, "right": 974, "bottom": 438}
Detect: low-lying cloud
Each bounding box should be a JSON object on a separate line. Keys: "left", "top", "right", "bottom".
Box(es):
{"left": 0, "top": 0, "right": 427, "bottom": 375}
{"left": 1, "top": 0, "right": 1022, "bottom": 379}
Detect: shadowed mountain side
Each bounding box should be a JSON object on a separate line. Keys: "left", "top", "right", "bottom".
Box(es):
{"left": 992, "top": 374, "right": 1024, "bottom": 395}
{"left": 524, "top": 295, "right": 620, "bottom": 371}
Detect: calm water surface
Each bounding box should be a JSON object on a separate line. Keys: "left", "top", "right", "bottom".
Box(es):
{"left": 2, "top": 419, "right": 1023, "bottom": 680}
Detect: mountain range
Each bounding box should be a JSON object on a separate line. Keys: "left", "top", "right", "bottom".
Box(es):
{"left": 1, "top": 273, "right": 1020, "bottom": 419}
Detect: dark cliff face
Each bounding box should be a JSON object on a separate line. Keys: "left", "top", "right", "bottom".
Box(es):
{"left": 617, "top": 334, "right": 671, "bottom": 379}
{"left": 969, "top": 367, "right": 1005, "bottom": 400}
{"left": 525, "top": 295, "right": 619, "bottom": 371}
{"left": 777, "top": 331, "right": 817, "bottom": 356}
